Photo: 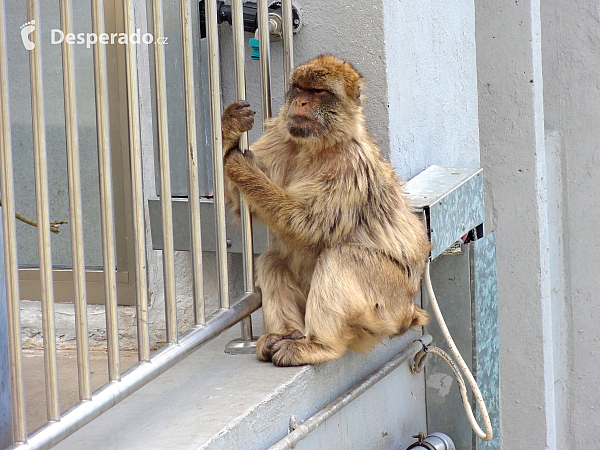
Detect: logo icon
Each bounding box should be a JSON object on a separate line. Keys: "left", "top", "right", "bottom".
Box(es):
{"left": 20, "top": 20, "right": 35, "bottom": 51}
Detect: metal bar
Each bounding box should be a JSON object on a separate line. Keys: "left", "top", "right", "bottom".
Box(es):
{"left": 257, "top": 0, "right": 272, "bottom": 126}
{"left": 59, "top": 0, "right": 92, "bottom": 399}
{"left": 152, "top": 0, "right": 178, "bottom": 340}
{"left": 28, "top": 0, "right": 60, "bottom": 422}
{"left": 257, "top": 0, "right": 272, "bottom": 249}
{"left": 0, "top": 0, "right": 27, "bottom": 440}
{"left": 181, "top": 0, "right": 206, "bottom": 325}
{"left": 123, "top": 0, "right": 152, "bottom": 356}
{"left": 281, "top": 0, "right": 294, "bottom": 93}
{"left": 268, "top": 334, "right": 433, "bottom": 450}
{"left": 232, "top": 0, "right": 254, "bottom": 295}
{"left": 232, "top": 0, "right": 255, "bottom": 341}
{"left": 10, "top": 293, "right": 262, "bottom": 450}
{"left": 204, "top": 0, "right": 230, "bottom": 309}
{"left": 240, "top": 316, "right": 253, "bottom": 341}
{"left": 91, "top": 0, "right": 120, "bottom": 381}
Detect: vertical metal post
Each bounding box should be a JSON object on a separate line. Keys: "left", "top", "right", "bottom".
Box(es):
{"left": 257, "top": 0, "right": 273, "bottom": 252}
{"left": 281, "top": 0, "right": 294, "bottom": 93}
{"left": 181, "top": 0, "right": 206, "bottom": 325}
{"left": 257, "top": 0, "right": 272, "bottom": 126}
{"left": 152, "top": 0, "right": 180, "bottom": 337}
{"left": 204, "top": 0, "right": 230, "bottom": 309}
{"left": 0, "top": 0, "right": 27, "bottom": 440}
{"left": 225, "top": 0, "right": 257, "bottom": 354}
{"left": 28, "top": 0, "right": 60, "bottom": 422}
{"left": 231, "top": 2, "right": 254, "bottom": 295}
{"left": 124, "top": 0, "right": 152, "bottom": 355}
{"left": 91, "top": 0, "right": 120, "bottom": 381}
{"left": 59, "top": 0, "right": 92, "bottom": 399}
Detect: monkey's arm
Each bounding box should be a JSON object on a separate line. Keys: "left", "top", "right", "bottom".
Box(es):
{"left": 221, "top": 100, "right": 257, "bottom": 215}
{"left": 224, "top": 149, "right": 357, "bottom": 247}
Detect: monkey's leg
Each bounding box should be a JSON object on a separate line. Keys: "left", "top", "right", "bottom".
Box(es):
{"left": 271, "top": 246, "right": 426, "bottom": 367}
{"left": 255, "top": 250, "right": 307, "bottom": 362}
{"left": 270, "top": 246, "right": 362, "bottom": 366}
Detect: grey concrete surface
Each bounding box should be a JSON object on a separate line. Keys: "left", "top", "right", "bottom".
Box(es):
{"left": 475, "top": 1, "right": 555, "bottom": 448}
{"left": 294, "top": 357, "right": 426, "bottom": 450}
{"left": 56, "top": 317, "right": 426, "bottom": 450}
{"left": 541, "top": 1, "right": 600, "bottom": 447}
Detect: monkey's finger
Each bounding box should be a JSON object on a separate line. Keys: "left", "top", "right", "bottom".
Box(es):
{"left": 244, "top": 149, "right": 256, "bottom": 164}
{"left": 242, "top": 119, "right": 254, "bottom": 131}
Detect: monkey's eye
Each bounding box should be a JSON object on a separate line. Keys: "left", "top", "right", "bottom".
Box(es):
{"left": 312, "top": 89, "right": 328, "bottom": 95}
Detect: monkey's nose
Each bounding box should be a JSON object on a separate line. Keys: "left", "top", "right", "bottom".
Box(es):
{"left": 301, "top": 102, "right": 308, "bottom": 107}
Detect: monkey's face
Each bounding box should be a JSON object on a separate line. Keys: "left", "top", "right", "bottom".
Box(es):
{"left": 285, "top": 84, "right": 340, "bottom": 139}
{"left": 284, "top": 55, "right": 365, "bottom": 143}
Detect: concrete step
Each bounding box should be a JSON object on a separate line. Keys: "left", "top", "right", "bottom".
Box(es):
{"left": 57, "top": 314, "right": 427, "bottom": 450}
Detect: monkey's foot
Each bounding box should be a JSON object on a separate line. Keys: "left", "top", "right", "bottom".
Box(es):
{"left": 256, "top": 331, "right": 304, "bottom": 362}
{"left": 270, "top": 339, "right": 307, "bottom": 366}
{"left": 271, "top": 338, "right": 347, "bottom": 366}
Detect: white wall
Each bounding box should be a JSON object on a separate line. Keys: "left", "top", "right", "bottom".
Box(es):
{"left": 476, "top": 0, "right": 600, "bottom": 448}
{"left": 475, "top": 1, "right": 556, "bottom": 447}
{"left": 541, "top": 1, "right": 600, "bottom": 447}
{"left": 383, "top": 0, "right": 480, "bottom": 180}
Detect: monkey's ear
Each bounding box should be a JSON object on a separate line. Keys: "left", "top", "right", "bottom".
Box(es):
{"left": 351, "top": 81, "right": 364, "bottom": 106}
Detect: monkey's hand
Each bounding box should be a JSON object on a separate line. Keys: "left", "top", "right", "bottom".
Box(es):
{"left": 224, "top": 147, "right": 259, "bottom": 176}
{"left": 221, "top": 100, "right": 255, "bottom": 155}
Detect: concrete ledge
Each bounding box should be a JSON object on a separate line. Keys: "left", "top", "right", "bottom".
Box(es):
{"left": 56, "top": 314, "right": 426, "bottom": 449}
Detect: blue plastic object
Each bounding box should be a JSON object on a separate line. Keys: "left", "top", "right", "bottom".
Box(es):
{"left": 249, "top": 38, "right": 260, "bottom": 60}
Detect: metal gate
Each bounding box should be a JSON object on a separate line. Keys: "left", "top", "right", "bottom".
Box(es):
{"left": 0, "top": 0, "right": 295, "bottom": 448}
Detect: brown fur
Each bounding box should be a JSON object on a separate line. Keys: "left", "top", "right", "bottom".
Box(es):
{"left": 221, "top": 55, "right": 431, "bottom": 366}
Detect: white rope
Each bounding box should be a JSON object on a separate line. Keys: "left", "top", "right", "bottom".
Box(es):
{"left": 423, "top": 260, "right": 493, "bottom": 441}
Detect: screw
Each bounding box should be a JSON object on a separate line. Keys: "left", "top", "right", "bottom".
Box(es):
{"left": 294, "top": 19, "right": 299, "bottom": 25}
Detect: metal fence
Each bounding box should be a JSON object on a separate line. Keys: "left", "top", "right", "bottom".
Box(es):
{"left": 0, "top": 0, "right": 294, "bottom": 448}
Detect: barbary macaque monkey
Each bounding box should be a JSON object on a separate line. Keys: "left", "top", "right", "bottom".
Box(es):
{"left": 221, "top": 55, "right": 431, "bottom": 366}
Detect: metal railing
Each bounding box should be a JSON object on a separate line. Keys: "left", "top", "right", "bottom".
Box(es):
{"left": 0, "top": 0, "right": 295, "bottom": 448}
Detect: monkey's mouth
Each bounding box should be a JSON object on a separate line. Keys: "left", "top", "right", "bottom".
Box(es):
{"left": 287, "top": 116, "right": 322, "bottom": 138}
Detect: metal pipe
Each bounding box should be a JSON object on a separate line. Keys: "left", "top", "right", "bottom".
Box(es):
{"left": 268, "top": 334, "right": 433, "bottom": 450}
{"left": 240, "top": 316, "right": 253, "bottom": 341}
{"left": 281, "top": 0, "right": 294, "bottom": 93}
{"left": 91, "top": 0, "right": 120, "bottom": 381}
{"left": 232, "top": 0, "right": 255, "bottom": 342}
{"left": 123, "top": 0, "right": 151, "bottom": 356}
{"left": 28, "top": 0, "right": 60, "bottom": 422}
{"left": 0, "top": 0, "right": 27, "bottom": 440}
{"left": 59, "top": 0, "right": 92, "bottom": 399}
{"left": 257, "top": 0, "right": 272, "bottom": 125}
{"left": 257, "top": 0, "right": 272, "bottom": 250}
{"left": 181, "top": 0, "right": 205, "bottom": 325}
{"left": 204, "top": 0, "right": 230, "bottom": 309}
{"left": 152, "top": 0, "right": 179, "bottom": 339}
{"left": 10, "top": 293, "right": 262, "bottom": 450}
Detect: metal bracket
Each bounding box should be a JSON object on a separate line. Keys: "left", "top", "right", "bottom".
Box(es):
{"left": 404, "top": 166, "right": 484, "bottom": 260}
